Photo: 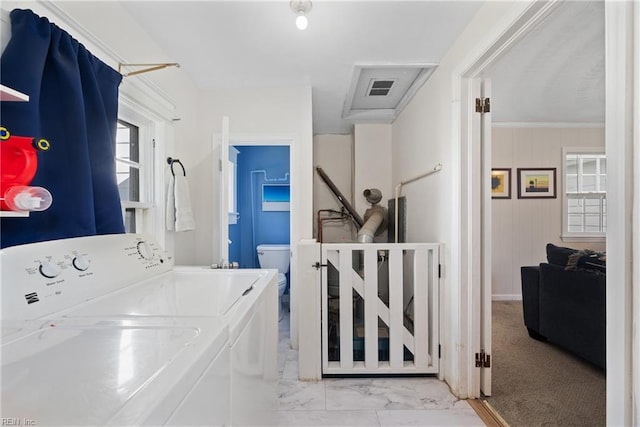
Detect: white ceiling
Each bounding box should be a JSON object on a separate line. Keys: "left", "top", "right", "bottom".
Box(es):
{"left": 485, "top": 0, "right": 604, "bottom": 125}
{"left": 119, "top": 0, "right": 604, "bottom": 134}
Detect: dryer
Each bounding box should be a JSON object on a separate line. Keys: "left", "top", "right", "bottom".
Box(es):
{"left": 1, "top": 233, "right": 278, "bottom": 426}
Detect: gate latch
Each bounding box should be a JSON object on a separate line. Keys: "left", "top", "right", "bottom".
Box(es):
{"left": 312, "top": 262, "right": 327, "bottom": 270}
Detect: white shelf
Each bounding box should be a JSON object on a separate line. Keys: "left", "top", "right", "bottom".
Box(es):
{"left": 0, "top": 84, "right": 29, "bottom": 102}
{"left": 1, "top": 211, "right": 29, "bottom": 217}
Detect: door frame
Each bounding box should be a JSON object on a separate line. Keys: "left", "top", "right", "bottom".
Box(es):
{"left": 456, "top": 2, "right": 637, "bottom": 424}
{"left": 455, "top": 0, "right": 563, "bottom": 399}
{"left": 214, "top": 130, "right": 299, "bottom": 343}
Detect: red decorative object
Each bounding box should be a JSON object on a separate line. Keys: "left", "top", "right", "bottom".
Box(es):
{"left": 0, "top": 127, "right": 52, "bottom": 211}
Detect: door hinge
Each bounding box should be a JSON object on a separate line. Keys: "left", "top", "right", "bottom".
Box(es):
{"left": 475, "top": 350, "right": 491, "bottom": 368}
{"left": 438, "top": 264, "right": 442, "bottom": 278}
{"left": 475, "top": 97, "right": 490, "bottom": 113}
{"left": 312, "top": 262, "right": 328, "bottom": 270}
{"left": 438, "top": 344, "right": 441, "bottom": 359}
{"left": 218, "top": 159, "right": 222, "bottom": 171}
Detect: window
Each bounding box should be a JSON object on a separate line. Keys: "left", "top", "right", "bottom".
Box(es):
{"left": 115, "top": 88, "right": 171, "bottom": 245}
{"left": 115, "top": 114, "right": 155, "bottom": 234}
{"left": 116, "top": 120, "right": 140, "bottom": 232}
{"left": 562, "top": 148, "right": 606, "bottom": 241}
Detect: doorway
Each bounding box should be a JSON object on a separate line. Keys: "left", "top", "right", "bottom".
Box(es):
{"left": 459, "top": 0, "right": 611, "bottom": 422}
{"left": 228, "top": 145, "right": 291, "bottom": 270}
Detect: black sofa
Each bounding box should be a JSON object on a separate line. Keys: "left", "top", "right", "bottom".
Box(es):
{"left": 521, "top": 243, "right": 606, "bottom": 369}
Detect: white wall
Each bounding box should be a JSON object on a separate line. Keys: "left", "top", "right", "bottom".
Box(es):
{"left": 190, "top": 87, "right": 313, "bottom": 266}
{"left": 491, "top": 126, "right": 605, "bottom": 300}
{"left": 192, "top": 87, "right": 313, "bottom": 350}
{"left": 353, "top": 124, "right": 393, "bottom": 219}
{"left": 313, "top": 134, "right": 355, "bottom": 243}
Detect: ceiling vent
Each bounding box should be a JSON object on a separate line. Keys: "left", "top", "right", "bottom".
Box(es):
{"left": 343, "top": 64, "right": 437, "bottom": 123}
{"left": 367, "top": 79, "right": 396, "bottom": 96}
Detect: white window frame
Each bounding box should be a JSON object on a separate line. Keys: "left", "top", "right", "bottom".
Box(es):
{"left": 117, "top": 96, "right": 167, "bottom": 244}
{"left": 561, "top": 146, "right": 606, "bottom": 243}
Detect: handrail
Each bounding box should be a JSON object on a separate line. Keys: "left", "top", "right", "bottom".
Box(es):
{"left": 394, "top": 163, "right": 442, "bottom": 243}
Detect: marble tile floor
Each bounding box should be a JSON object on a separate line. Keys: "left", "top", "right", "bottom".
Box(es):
{"left": 277, "top": 307, "right": 485, "bottom": 426}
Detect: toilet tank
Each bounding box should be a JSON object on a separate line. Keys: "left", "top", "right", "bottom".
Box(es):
{"left": 256, "top": 244, "right": 290, "bottom": 273}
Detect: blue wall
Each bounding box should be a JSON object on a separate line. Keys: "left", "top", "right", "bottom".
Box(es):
{"left": 229, "top": 145, "right": 290, "bottom": 268}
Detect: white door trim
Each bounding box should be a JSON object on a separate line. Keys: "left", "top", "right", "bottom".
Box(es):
{"left": 453, "top": 0, "right": 563, "bottom": 399}
{"left": 454, "top": 1, "right": 637, "bottom": 423}
{"left": 604, "top": 2, "right": 637, "bottom": 425}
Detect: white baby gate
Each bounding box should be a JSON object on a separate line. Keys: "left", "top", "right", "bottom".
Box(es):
{"left": 321, "top": 243, "right": 440, "bottom": 375}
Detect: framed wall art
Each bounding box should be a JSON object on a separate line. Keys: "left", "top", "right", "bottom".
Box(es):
{"left": 517, "top": 168, "right": 557, "bottom": 199}
{"left": 491, "top": 168, "right": 511, "bottom": 199}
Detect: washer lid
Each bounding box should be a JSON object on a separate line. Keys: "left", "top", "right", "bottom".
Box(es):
{"left": 62, "top": 270, "right": 267, "bottom": 318}
{"left": 1, "top": 317, "right": 227, "bottom": 426}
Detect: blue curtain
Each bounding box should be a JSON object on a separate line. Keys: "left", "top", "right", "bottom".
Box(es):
{"left": 1, "top": 9, "right": 124, "bottom": 248}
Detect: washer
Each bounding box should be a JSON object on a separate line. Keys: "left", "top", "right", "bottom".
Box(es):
{"left": 1, "top": 233, "right": 278, "bottom": 426}
{"left": 2, "top": 317, "right": 229, "bottom": 426}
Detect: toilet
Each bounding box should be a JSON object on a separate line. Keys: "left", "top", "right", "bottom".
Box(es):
{"left": 256, "top": 244, "right": 290, "bottom": 320}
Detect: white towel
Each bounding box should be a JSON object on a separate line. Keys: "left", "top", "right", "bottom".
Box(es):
{"left": 166, "top": 174, "right": 195, "bottom": 231}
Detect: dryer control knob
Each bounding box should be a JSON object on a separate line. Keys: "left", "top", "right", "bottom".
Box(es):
{"left": 137, "top": 241, "right": 153, "bottom": 260}
{"left": 39, "top": 260, "right": 61, "bottom": 279}
{"left": 72, "top": 254, "right": 90, "bottom": 271}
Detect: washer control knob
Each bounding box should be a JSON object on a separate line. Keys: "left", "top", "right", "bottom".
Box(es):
{"left": 137, "top": 241, "right": 154, "bottom": 260}
{"left": 72, "top": 254, "right": 90, "bottom": 271}
{"left": 39, "top": 261, "right": 61, "bottom": 279}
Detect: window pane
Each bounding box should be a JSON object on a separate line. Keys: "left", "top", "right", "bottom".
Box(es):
{"left": 117, "top": 165, "right": 140, "bottom": 202}
{"left": 584, "top": 215, "right": 601, "bottom": 232}
{"left": 584, "top": 199, "right": 601, "bottom": 214}
{"left": 116, "top": 120, "right": 141, "bottom": 203}
{"left": 600, "top": 175, "right": 606, "bottom": 191}
{"left": 117, "top": 120, "right": 139, "bottom": 162}
{"left": 582, "top": 175, "right": 597, "bottom": 191}
{"left": 124, "top": 208, "right": 136, "bottom": 233}
{"left": 568, "top": 214, "right": 583, "bottom": 232}
{"left": 566, "top": 174, "right": 578, "bottom": 192}
{"left": 566, "top": 157, "right": 578, "bottom": 174}
{"left": 600, "top": 158, "right": 606, "bottom": 174}
{"left": 583, "top": 158, "right": 597, "bottom": 174}
{"left": 567, "top": 198, "right": 582, "bottom": 212}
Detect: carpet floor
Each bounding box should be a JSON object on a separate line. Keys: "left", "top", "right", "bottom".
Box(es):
{"left": 485, "top": 301, "right": 606, "bottom": 427}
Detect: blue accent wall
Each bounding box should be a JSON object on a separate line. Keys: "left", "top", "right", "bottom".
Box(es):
{"left": 229, "top": 146, "right": 290, "bottom": 268}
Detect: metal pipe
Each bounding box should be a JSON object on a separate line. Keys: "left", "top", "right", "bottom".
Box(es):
{"left": 394, "top": 163, "right": 443, "bottom": 243}
{"left": 316, "top": 166, "right": 364, "bottom": 228}
{"left": 357, "top": 208, "right": 385, "bottom": 243}
{"left": 317, "top": 209, "right": 348, "bottom": 243}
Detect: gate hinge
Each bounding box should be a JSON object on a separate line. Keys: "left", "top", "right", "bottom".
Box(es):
{"left": 475, "top": 97, "right": 490, "bottom": 113}
{"left": 312, "top": 262, "right": 328, "bottom": 270}
{"left": 475, "top": 350, "right": 491, "bottom": 368}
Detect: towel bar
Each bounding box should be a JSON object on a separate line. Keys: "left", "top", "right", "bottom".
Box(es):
{"left": 167, "top": 157, "right": 186, "bottom": 177}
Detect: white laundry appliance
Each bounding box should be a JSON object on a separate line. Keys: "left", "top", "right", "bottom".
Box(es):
{"left": 1, "top": 233, "right": 278, "bottom": 426}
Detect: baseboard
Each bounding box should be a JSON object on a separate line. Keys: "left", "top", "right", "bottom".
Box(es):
{"left": 468, "top": 399, "right": 509, "bottom": 427}
{"left": 492, "top": 294, "right": 522, "bottom": 301}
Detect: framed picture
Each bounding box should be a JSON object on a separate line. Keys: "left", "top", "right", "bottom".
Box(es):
{"left": 517, "top": 168, "right": 557, "bottom": 199}
{"left": 491, "top": 168, "right": 511, "bottom": 199}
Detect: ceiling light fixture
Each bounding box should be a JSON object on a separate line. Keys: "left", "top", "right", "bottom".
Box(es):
{"left": 290, "top": 0, "right": 312, "bottom": 31}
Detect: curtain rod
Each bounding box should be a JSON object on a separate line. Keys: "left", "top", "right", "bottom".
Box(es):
{"left": 118, "top": 63, "right": 180, "bottom": 77}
